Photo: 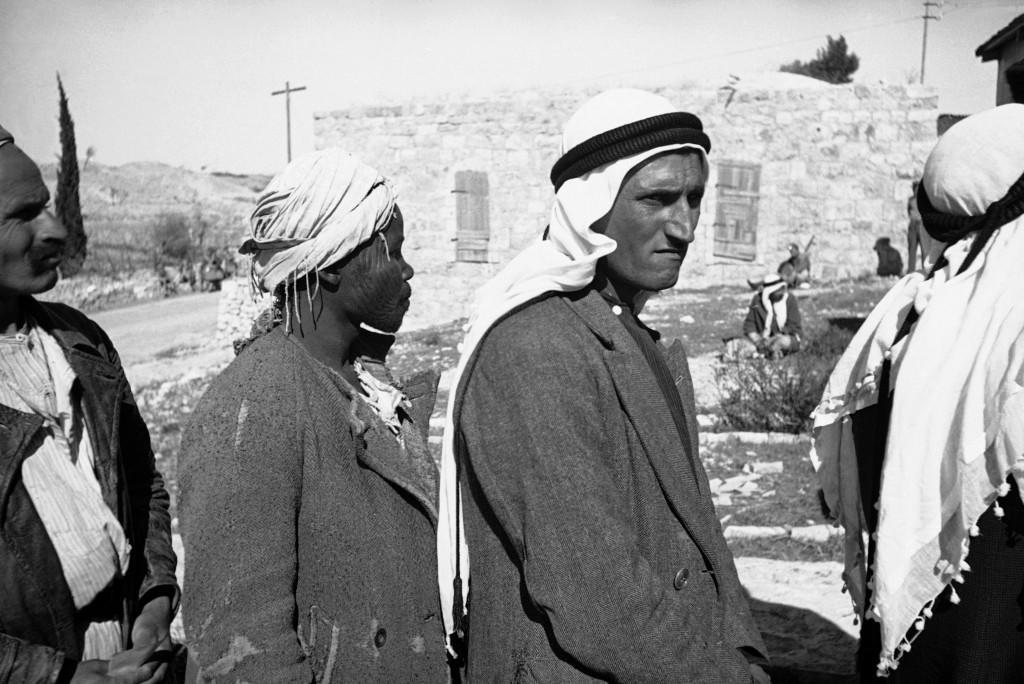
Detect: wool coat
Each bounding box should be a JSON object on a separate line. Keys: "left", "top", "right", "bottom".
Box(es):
{"left": 0, "top": 299, "right": 179, "bottom": 684}
{"left": 456, "top": 288, "right": 767, "bottom": 683}
{"left": 179, "top": 328, "right": 447, "bottom": 683}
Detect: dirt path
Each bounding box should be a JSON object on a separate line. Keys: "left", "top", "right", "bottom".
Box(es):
{"left": 92, "top": 292, "right": 232, "bottom": 387}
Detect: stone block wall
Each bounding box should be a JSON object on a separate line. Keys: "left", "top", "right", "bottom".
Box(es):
{"left": 313, "top": 81, "right": 938, "bottom": 325}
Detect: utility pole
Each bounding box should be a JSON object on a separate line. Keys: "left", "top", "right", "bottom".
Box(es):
{"left": 271, "top": 80, "right": 307, "bottom": 162}
{"left": 920, "top": 1, "right": 942, "bottom": 85}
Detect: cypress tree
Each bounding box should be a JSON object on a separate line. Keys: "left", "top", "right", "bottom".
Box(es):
{"left": 56, "top": 73, "right": 87, "bottom": 276}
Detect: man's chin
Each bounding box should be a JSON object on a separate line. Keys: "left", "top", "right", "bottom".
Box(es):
{"left": 15, "top": 271, "right": 62, "bottom": 297}
{"left": 644, "top": 268, "right": 683, "bottom": 293}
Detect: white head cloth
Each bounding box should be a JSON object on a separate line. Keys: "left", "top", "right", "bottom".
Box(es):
{"left": 811, "top": 103, "right": 1024, "bottom": 676}
{"left": 760, "top": 273, "right": 788, "bottom": 336}
{"left": 241, "top": 148, "right": 396, "bottom": 293}
{"left": 436, "top": 88, "right": 709, "bottom": 652}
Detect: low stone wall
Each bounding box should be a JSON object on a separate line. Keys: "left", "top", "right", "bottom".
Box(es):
{"left": 215, "top": 279, "right": 265, "bottom": 348}
{"left": 39, "top": 272, "right": 165, "bottom": 313}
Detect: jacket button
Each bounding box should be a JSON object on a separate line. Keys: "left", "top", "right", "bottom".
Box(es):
{"left": 374, "top": 628, "right": 387, "bottom": 648}
{"left": 673, "top": 568, "right": 690, "bottom": 590}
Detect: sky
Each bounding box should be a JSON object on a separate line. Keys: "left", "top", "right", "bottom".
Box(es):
{"left": 1, "top": 0, "right": 1020, "bottom": 173}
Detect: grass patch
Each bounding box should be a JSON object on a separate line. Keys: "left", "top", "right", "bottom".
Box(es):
{"left": 642, "top": 280, "right": 889, "bottom": 358}
{"left": 727, "top": 535, "right": 843, "bottom": 564}
{"left": 389, "top": 318, "right": 466, "bottom": 379}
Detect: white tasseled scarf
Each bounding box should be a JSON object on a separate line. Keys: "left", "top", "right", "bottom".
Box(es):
{"left": 811, "top": 103, "right": 1024, "bottom": 676}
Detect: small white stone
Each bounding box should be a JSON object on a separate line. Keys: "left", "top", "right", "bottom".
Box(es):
{"left": 611, "top": 305, "right": 623, "bottom": 316}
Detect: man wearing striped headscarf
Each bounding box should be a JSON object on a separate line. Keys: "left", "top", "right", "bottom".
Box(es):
{"left": 179, "top": 149, "right": 447, "bottom": 683}
{"left": 437, "top": 90, "right": 768, "bottom": 682}
{"left": 0, "top": 127, "right": 178, "bottom": 683}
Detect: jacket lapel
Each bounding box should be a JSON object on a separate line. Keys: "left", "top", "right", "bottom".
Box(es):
{"left": 564, "top": 291, "right": 723, "bottom": 575}
{"left": 312, "top": 356, "right": 440, "bottom": 525}
{"left": 0, "top": 405, "right": 45, "bottom": 515}
{"left": 64, "top": 349, "right": 124, "bottom": 512}
{"left": 355, "top": 410, "right": 439, "bottom": 524}
{"left": 32, "top": 302, "right": 125, "bottom": 514}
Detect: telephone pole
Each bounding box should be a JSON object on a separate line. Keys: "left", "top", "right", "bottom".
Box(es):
{"left": 271, "top": 80, "right": 307, "bottom": 162}
{"left": 920, "top": 2, "right": 942, "bottom": 85}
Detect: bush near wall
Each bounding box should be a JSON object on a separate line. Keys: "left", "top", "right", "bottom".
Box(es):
{"left": 714, "top": 323, "right": 856, "bottom": 434}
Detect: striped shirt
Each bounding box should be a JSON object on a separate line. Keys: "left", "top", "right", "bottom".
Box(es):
{"left": 0, "top": 321, "right": 130, "bottom": 659}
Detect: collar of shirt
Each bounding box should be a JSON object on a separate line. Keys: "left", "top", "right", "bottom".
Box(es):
{"left": 593, "top": 274, "right": 662, "bottom": 343}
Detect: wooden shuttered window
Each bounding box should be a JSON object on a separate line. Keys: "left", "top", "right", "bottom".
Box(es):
{"left": 453, "top": 170, "right": 490, "bottom": 263}
{"left": 713, "top": 161, "right": 761, "bottom": 262}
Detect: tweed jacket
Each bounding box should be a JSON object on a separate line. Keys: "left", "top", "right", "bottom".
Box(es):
{"left": 179, "top": 328, "right": 448, "bottom": 683}
{"left": 0, "top": 299, "right": 179, "bottom": 684}
{"left": 457, "top": 287, "right": 767, "bottom": 683}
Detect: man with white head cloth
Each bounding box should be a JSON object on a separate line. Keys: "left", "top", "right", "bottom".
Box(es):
{"left": 437, "top": 90, "right": 768, "bottom": 682}
{"left": 812, "top": 103, "right": 1024, "bottom": 682}
{"left": 179, "top": 150, "right": 448, "bottom": 683}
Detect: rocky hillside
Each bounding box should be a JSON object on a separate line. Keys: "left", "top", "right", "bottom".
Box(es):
{"left": 39, "top": 161, "right": 268, "bottom": 248}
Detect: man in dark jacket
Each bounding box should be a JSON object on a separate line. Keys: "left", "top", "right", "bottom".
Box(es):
{"left": 180, "top": 149, "right": 447, "bottom": 683}
{"left": 437, "top": 90, "right": 768, "bottom": 683}
{"left": 0, "top": 125, "right": 178, "bottom": 684}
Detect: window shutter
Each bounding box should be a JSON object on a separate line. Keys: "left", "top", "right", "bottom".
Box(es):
{"left": 713, "top": 161, "right": 760, "bottom": 261}
{"left": 454, "top": 171, "right": 490, "bottom": 263}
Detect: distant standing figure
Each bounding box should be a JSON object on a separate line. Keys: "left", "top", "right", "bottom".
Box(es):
{"left": 874, "top": 237, "right": 903, "bottom": 276}
{"left": 200, "top": 255, "right": 224, "bottom": 292}
{"left": 779, "top": 240, "right": 812, "bottom": 287}
{"left": 741, "top": 272, "right": 802, "bottom": 358}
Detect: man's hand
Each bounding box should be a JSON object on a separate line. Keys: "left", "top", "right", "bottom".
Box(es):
{"left": 70, "top": 659, "right": 157, "bottom": 684}
{"left": 116, "top": 594, "right": 174, "bottom": 684}
{"left": 749, "top": 663, "right": 772, "bottom": 684}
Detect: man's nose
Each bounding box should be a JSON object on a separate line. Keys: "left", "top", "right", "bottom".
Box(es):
{"left": 666, "top": 204, "right": 696, "bottom": 244}
{"left": 36, "top": 210, "right": 68, "bottom": 246}
{"left": 402, "top": 260, "right": 415, "bottom": 282}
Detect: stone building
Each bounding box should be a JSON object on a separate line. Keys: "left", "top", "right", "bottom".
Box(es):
{"left": 312, "top": 76, "right": 937, "bottom": 325}
{"left": 976, "top": 12, "right": 1024, "bottom": 106}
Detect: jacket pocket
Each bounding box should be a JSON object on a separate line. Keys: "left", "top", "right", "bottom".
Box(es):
{"left": 297, "top": 605, "right": 341, "bottom": 684}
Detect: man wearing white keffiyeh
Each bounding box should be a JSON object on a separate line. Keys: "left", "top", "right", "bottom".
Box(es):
{"left": 738, "top": 272, "right": 802, "bottom": 358}
{"left": 812, "top": 104, "right": 1024, "bottom": 681}
{"left": 180, "top": 150, "right": 448, "bottom": 683}
{"left": 437, "top": 90, "right": 767, "bottom": 683}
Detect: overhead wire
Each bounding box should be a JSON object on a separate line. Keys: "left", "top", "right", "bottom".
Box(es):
{"left": 566, "top": 14, "right": 922, "bottom": 85}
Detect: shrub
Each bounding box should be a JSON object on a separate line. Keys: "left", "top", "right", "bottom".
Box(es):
{"left": 714, "top": 324, "right": 855, "bottom": 434}
{"left": 151, "top": 212, "right": 195, "bottom": 264}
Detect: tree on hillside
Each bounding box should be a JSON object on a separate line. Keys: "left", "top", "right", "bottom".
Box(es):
{"left": 83, "top": 145, "right": 96, "bottom": 171}
{"left": 780, "top": 35, "right": 860, "bottom": 85}
{"left": 56, "top": 73, "right": 88, "bottom": 276}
